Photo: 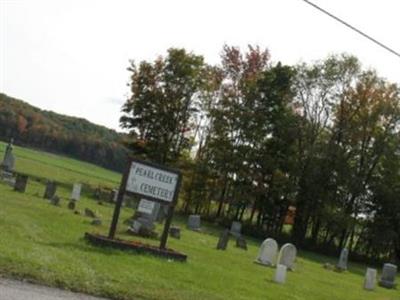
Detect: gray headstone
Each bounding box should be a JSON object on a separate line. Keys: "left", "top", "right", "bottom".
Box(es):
{"left": 255, "top": 238, "right": 278, "bottom": 266}
{"left": 217, "top": 229, "right": 230, "bottom": 250}
{"left": 364, "top": 268, "right": 377, "bottom": 291}
{"left": 169, "top": 226, "right": 181, "bottom": 239}
{"left": 50, "top": 195, "right": 60, "bottom": 206}
{"left": 14, "top": 174, "right": 28, "bottom": 193}
{"left": 110, "top": 189, "right": 118, "bottom": 203}
{"left": 1, "top": 170, "right": 16, "bottom": 186}
{"left": 131, "top": 220, "right": 142, "bottom": 233}
{"left": 336, "top": 248, "right": 349, "bottom": 271}
{"left": 67, "top": 200, "right": 76, "bottom": 210}
{"left": 71, "top": 183, "right": 82, "bottom": 201}
{"left": 1, "top": 139, "right": 15, "bottom": 172}
{"left": 84, "top": 208, "right": 96, "bottom": 218}
{"left": 379, "top": 263, "right": 397, "bottom": 289}
{"left": 236, "top": 236, "right": 247, "bottom": 250}
{"left": 277, "top": 243, "right": 297, "bottom": 271}
{"left": 188, "top": 215, "right": 201, "bottom": 230}
{"left": 43, "top": 181, "right": 57, "bottom": 199}
{"left": 230, "top": 221, "right": 242, "bottom": 237}
{"left": 91, "top": 219, "right": 102, "bottom": 226}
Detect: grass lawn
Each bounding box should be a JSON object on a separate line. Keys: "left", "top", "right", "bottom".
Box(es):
{"left": 0, "top": 142, "right": 399, "bottom": 300}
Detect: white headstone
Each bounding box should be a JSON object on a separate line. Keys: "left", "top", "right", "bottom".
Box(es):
{"left": 274, "top": 264, "right": 287, "bottom": 284}
{"left": 71, "top": 183, "right": 82, "bottom": 201}
{"left": 337, "top": 248, "right": 349, "bottom": 271}
{"left": 255, "top": 238, "right": 278, "bottom": 266}
{"left": 277, "top": 243, "right": 297, "bottom": 270}
{"left": 230, "top": 221, "right": 242, "bottom": 237}
{"left": 138, "top": 199, "right": 156, "bottom": 215}
{"left": 364, "top": 268, "right": 377, "bottom": 291}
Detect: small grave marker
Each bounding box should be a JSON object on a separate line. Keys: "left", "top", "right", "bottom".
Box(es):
{"left": 379, "top": 263, "right": 397, "bottom": 289}
{"left": 236, "top": 236, "right": 247, "bottom": 250}
{"left": 274, "top": 264, "right": 287, "bottom": 284}
{"left": 364, "top": 268, "right": 377, "bottom": 291}
{"left": 14, "top": 174, "right": 28, "bottom": 193}
{"left": 217, "top": 229, "right": 230, "bottom": 250}
{"left": 230, "top": 221, "right": 242, "bottom": 237}
{"left": 336, "top": 248, "right": 348, "bottom": 271}
{"left": 71, "top": 183, "right": 82, "bottom": 201}
{"left": 187, "top": 215, "right": 201, "bottom": 231}
{"left": 44, "top": 181, "right": 57, "bottom": 200}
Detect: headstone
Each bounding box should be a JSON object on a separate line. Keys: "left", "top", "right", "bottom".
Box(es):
{"left": 230, "top": 221, "right": 242, "bottom": 237}
{"left": 14, "top": 174, "right": 28, "bottom": 192}
{"left": 137, "top": 198, "right": 160, "bottom": 222}
{"left": 379, "top": 263, "right": 397, "bottom": 289}
{"left": 50, "top": 195, "right": 60, "bottom": 206}
{"left": 84, "top": 208, "right": 96, "bottom": 218}
{"left": 132, "top": 199, "right": 160, "bottom": 235}
{"left": 236, "top": 236, "right": 247, "bottom": 250}
{"left": 156, "top": 204, "right": 168, "bottom": 223}
{"left": 274, "top": 264, "right": 287, "bottom": 284}
{"left": 169, "top": 226, "right": 181, "bottom": 239}
{"left": 68, "top": 200, "right": 76, "bottom": 210}
{"left": 110, "top": 189, "right": 118, "bottom": 203}
{"left": 336, "top": 248, "right": 348, "bottom": 271}
{"left": 91, "top": 219, "right": 102, "bottom": 226}
{"left": 0, "top": 170, "right": 15, "bottom": 186}
{"left": 43, "top": 181, "right": 57, "bottom": 199}
{"left": 136, "top": 216, "right": 156, "bottom": 231}
{"left": 364, "top": 268, "right": 377, "bottom": 291}
{"left": 70, "top": 183, "right": 82, "bottom": 201}
{"left": 217, "top": 229, "right": 230, "bottom": 250}
{"left": 187, "top": 215, "right": 201, "bottom": 231}
{"left": 131, "top": 220, "right": 142, "bottom": 233}
{"left": 1, "top": 139, "right": 15, "bottom": 172}
{"left": 255, "top": 238, "right": 278, "bottom": 266}
{"left": 277, "top": 243, "right": 297, "bottom": 271}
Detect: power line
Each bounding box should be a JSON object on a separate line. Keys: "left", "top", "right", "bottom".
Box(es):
{"left": 301, "top": 0, "right": 400, "bottom": 59}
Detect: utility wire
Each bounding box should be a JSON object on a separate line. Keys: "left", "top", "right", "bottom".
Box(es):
{"left": 301, "top": 0, "right": 400, "bottom": 59}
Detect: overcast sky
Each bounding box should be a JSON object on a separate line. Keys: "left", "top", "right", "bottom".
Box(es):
{"left": 1, "top": 0, "right": 399, "bottom": 131}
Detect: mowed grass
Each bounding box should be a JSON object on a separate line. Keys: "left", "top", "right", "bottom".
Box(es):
{"left": 0, "top": 141, "right": 121, "bottom": 187}
{"left": 0, "top": 142, "right": 399, "bottom": 300}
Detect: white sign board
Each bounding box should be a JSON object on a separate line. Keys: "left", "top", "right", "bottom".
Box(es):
{"left": 126, "top": 161, "right": 179, "bottom": 203}
{"left": 71, "top": 183, "right": 82, "bottom": 201}
{"left": 138, "top": 199, "right": 156, "bottom": 214}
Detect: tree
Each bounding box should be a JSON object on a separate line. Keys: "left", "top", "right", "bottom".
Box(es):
{"left": 120, "top": 48, "right": 209, "bottom": 164}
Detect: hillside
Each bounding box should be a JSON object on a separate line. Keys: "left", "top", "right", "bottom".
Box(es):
{"left": 0, "top": 93, "right": 127, "bottom": 171}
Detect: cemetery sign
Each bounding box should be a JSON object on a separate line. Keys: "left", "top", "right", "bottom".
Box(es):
{"left": 126, "top": 160, "right": 179, "bottom": 203}
{"left": 108, "top": 158, "right": 182, "bottom": 250}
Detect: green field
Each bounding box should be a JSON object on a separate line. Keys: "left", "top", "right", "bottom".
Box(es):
{"left": 0, "top": 141, "right": 399, "bottom": 300}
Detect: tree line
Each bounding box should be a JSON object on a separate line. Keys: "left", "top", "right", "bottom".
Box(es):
{"left": 121, "top": 46, "right": 400, "bottom": 264}
{"left": 0, "top": 93, "right": 127, "bottom": 171}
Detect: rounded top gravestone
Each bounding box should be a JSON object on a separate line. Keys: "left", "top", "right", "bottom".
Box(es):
{"left": 277, "top": 243, "right": 297, "bottom": 271}
{"left": 255, "top": 238, "right": 278, "bottom": 266}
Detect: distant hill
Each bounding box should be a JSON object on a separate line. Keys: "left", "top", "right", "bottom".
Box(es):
{"left": 0, "top": 93, "right": 127, "bottom": 171}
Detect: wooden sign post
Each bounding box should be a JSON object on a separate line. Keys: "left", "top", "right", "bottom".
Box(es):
{"left": 108, "top": 158, "right": 182, "bottom": 250}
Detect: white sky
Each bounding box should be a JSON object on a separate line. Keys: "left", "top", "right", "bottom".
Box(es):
{"left": 1, "top": 0, "right": 399, "bottom": 130}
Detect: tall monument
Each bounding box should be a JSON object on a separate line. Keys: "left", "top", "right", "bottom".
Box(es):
{"left": 1, "top": 138, "right": 15, "bottom": 172}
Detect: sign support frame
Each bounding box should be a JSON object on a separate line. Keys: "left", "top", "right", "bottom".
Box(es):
{"left": 108, "top": 157, "right": 182, "bottom": 250}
